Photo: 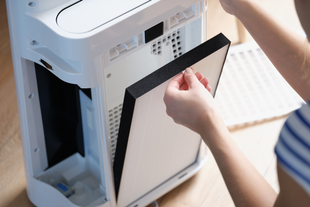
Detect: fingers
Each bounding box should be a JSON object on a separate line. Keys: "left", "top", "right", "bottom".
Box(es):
{"left": 200, "top": 77, "right": 212, "bottom": 92}
{"left": 167, "top": 72, "right": 185, "bottom": 90}
{"left": 167, "top": 68, "right": 212, "bottom": 93}
{"left": 195, "top": 72, "right": 203, "bottom": 81}
{"left": 164, "top": 72, "right": 185, "bottom": 105}
{"left": 180, "top": 72, "right": 204, "bottom": 90}
{"left": 207, "top": 85, "right": 212, "bottom": 93}
{"left": 179, "top": 76, "right": 188, "bottom": 90}
{"left": 200, "top": 77, "right": 209, "bottom": 87}
{"left": 183, "top": 68, "right": 200, "bottom": 89}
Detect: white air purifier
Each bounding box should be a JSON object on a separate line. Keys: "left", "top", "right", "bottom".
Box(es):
{"left": 6, "top": 0, "right": 230, "bottom": 206}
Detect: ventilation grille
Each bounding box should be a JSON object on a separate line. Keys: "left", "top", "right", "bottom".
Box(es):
{"left": 108, "top": 104, "right": 123, "bottom": 162}
{"left": 151, "top": 29, "right": 183, "bottom": 59}
{"left": 215, "top": 42, "right": 304, "bottom": 128}
{"left": 108, "top": 2, "right": 201, "bottom": 63}
{"left": 151, "top": 39, "right": 163, "bottom": 55}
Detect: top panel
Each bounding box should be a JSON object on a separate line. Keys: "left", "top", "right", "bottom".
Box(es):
{"left": 57, "top": 0, "right": 151, "bottom": 34}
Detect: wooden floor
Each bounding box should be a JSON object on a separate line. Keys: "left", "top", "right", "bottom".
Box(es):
{"left": 0, "top": 0, "right": 302, "bottom": 206}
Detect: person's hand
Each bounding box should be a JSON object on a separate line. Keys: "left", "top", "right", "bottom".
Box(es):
{"left": 164, "top": 68, "right": 222, "bottom": 137}
{"left": 178, "top": 69, "right": 211, "bottom": 92}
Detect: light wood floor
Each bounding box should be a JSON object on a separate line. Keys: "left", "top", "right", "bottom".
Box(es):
{"left": 0, "top": 0, "right": 302, "bottom": 206}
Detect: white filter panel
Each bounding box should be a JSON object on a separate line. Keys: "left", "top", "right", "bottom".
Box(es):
{"left": 114, "top": 33, "right": 230, "bottom": 207}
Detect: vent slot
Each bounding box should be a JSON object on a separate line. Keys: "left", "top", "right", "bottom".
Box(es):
{"left": 151, "top": 29, "right": 183, "bottom": 59}
{"left": 171, "top": 30, "right": 183, "bottom": 59}
{"left": 151, "top": 39, "right": 163, "bottom": 55}
{"left": 108, "top": 104, "right": 123, "bottom": 163}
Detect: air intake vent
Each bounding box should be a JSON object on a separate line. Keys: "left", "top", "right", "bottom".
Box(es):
{"left": 170, "top": 30, "right": 183, "bottom": 59}
{"left": 108, "top": 104, "right": 123, "bottom": 163}
{"left": 151, "top": 29, "right": 183, "bottom": 59}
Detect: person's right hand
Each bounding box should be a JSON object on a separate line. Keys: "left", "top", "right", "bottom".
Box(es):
{"left": 164, "top": 68, "right": 225, "bottom": 141}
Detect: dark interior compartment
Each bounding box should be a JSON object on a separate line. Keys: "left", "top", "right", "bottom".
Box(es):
{"left": 35, "top": 63, "right": 90, "bottom": 169}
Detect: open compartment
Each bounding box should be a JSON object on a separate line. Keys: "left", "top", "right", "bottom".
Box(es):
{"left": 28, "top": 63, "right": 108, "bottom": 206}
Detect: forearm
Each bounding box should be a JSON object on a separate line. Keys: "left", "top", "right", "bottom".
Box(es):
{"left": 232, "top": 1, "right": 310, "bottom": 100}
{"left": 201, "top": 114, "right": 277, "bottom": 206}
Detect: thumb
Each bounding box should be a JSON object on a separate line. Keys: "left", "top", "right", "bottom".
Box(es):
{"left": 184, "top": 68, "right": 200, "bottom": 89}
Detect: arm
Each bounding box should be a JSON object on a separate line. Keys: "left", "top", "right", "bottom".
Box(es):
{"left": 164, "top": 68, "right": 277, "bottom": 207}
{"left": 202, "top": 118, "right": 277, "bottom": 207}
{"left": 220, "top": 0, "right": 310, "bottom": 100}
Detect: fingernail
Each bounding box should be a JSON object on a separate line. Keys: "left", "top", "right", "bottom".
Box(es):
{"left": 185, "top": 68, "right": 193, "bottom": 74}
